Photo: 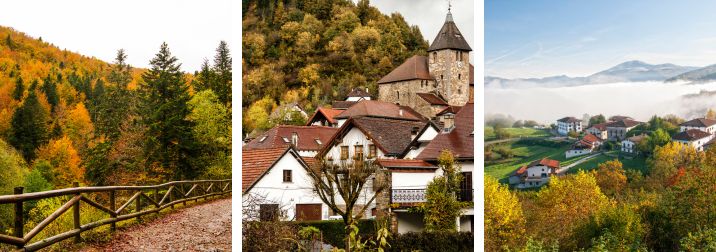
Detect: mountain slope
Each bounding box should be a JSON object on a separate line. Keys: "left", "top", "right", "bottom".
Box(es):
{"left": 486, "top": 60, "right": 698, "bottom": 88}
{"left": 665, "top": 64, "right": 716, "bottom": 83}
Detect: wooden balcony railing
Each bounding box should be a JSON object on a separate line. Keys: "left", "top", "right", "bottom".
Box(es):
{"left": 0, "top": 179, "right": 231, "bottom": 251}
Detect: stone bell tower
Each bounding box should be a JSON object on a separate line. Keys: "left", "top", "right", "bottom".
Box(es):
{"left": 427, "top": 8, "right": 472, "bottom": 106}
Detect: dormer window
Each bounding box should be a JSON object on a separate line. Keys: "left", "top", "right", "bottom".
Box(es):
{"left": 282, "top": 137, "right": 290, "bottom": 143}
{"left": 443, "top": 114, "right": 455, "bottom": 133}
{"left": 315, "top": 138, "right": 322, "bottom": 145}
{"left": 259, "top": 136, "right": 267, "bottom": 142}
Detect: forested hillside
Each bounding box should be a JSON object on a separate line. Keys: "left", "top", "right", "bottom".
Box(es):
{"left": 242, "top": 0, "right": 429, "bottom": 136}
{"left": 0, "top": 26, "right": 231, "bottom": 231}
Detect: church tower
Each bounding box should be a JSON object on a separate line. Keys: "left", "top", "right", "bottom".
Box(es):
{"left": 427, "top": 8, "right": 472, "bottom": 106}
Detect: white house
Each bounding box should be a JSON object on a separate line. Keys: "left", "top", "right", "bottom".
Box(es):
{"left": 345, "top": 87, "right": 372, "bottom": 102}
{"left": 242, "top": 146, "right": 328, "bottom": 221}
{"left": 679, "top": 118, "right": 716, "bottom": 134}
{"left": 672, "top": 129, "right": 714, "bottom": 151}
{"left": 508, "top": 158, "right": 560, "bottom": 189}
{"left": 566, "top": 134, "right": 602, "bottom": 158}
{"left": 621, "top": 134, "right": 646, "bottom": 155}
{"left": 606, "top": 119, "right": 642, "bottom": 141}
{"left": 557, "top": 117, "right": 582, "bottom": 135}
{"left": 586, "top": 123, "right": 608, "bottom": 140}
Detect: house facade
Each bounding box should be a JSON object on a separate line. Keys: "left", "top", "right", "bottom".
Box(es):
{"left": 679, "top": 118, "right": 716, "bottom": 134}
{"left": 566, "top": 134, "right": 602, "bottom": 158}
{"left": 586, "top": 123, "right": 608, "bottom": 140}
{"left": 508, "top": 158, "right": 560, "bottom": 189}
{"left": 557, "top": 117, "right": 582, "bottom": 135}
{"left": 606, "top": 119, "right": 642, "bottom": 141}
{"left": 621, "top": 134, "right": 645, "bottom": 155}
{"left": 673, "top": 129, "right": 714, "bottom": 151}
{"left": 242, "top": 147, "right": 328, "bottom": 221}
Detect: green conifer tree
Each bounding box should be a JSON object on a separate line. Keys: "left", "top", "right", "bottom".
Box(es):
{"left": 10, "top": 91, "right": 49, "bottom": 161}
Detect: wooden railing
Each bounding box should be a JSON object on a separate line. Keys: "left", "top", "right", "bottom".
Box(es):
{"left": 0, "top": 179, "right": 231, "bottom": 251}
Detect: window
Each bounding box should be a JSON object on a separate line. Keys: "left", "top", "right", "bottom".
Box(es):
{"left": 455, "top": 51, "right": 459, "bottom": 61}
{"left": 259, "top": 204, "right": 279, "bottom": 221}
{"left": 433, "top": 52, "right": 437, "bottom": 61}
{"left": 397, "top": 91, "right": 400, "bottom": 99}
{"left": 282, "top": 137, "right": 290, "bottom": 143}
{"left": 340, "top": 146, "right": 349, "bottom": 160}
{"left": 441, "top": 75, "right": 444, "bottom": 80}
{"left": 259, "top": 136, "right": 267, "bottom": 142}
{"left": 369, "top": 144, "right": 376, "bottom": 158}
{"left": 355, "top": 145, "right": 364, "bottom": 160}
{"left": 458, "top": 74, "right": 461, "bottom": 80}
{"left": 283, "top": 170, "right": 292, "bottom": 182}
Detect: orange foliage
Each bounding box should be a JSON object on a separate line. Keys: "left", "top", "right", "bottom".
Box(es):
{"left": 61, "top": 102, "right": 95, "bottom": 152}
{"left": 35, "top": 136, "right": 85, "bottom": 187}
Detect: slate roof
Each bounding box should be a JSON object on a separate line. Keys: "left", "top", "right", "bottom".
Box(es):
{"left": 557, "top": 117, "right": 581, "bottom": 123}
{"left": 242, "top": 147, "right": 307, "bottom": 192}
{"left": 377, "top": 55, "right": 433, "bottom": 84}
{"left": 606, "top": 119, "right": 642, "bottom": 128}
{"left": 680, "top": 118, "right": 716, "bottom": 128}
{"left": 244, "top": 125, "right": 338, "bottom": 151}
{"left": 334, "top": 100, "right": 425, "bottom": 121}
{"left": 417, "top": 102, "right": 474, "bottom": 160}
{"left": 306, "top": 107, "right": 343, "bottom": 125}
{"left": 428, "top": 11, "right": 472, "bottom": 52}
{"left": 331, "top": 101, "right": 358, "bottom": 109}
{"left": 417, "top": 93, "right": 448, "bottom": 106}
{"left": 347, "top": 88, "right": 371, "bottom": 98}
{"left": 673, "top": 129, "right": 712, "bottom": 141}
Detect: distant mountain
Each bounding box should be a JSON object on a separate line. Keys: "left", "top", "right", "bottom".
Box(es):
{"left": 665, "top": 64, "right": 716, "bottom": 83}
{"left": 486, "top": 60, "right": 698, "bottom": 88}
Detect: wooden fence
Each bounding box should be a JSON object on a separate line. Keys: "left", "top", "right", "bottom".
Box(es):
{"left": 0, "top": 179, "right": 231, "bottom": 251}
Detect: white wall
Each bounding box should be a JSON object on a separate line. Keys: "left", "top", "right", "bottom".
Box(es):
{"left": 243, "top": 152, "right": 327, "bottom": 221}
{"left": 325, "top": 127, "right": 385, "bottom": 165}
{"left": 566, "top": 149, "right": 592, "bottom": 158}
{"left": 392, "top": 171, "right": 438, "bottom": 189}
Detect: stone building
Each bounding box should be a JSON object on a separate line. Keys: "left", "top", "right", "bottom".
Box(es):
{"left": 377, "top": 10, "right": 473, "bottom": 119}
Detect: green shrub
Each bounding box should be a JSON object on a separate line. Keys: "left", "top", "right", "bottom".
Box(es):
{"left": 295, "top": 219, "right": 376, "bottom": 248}
{"left": 387, "top": 231, "right": 473, "bottom": 252}
{"left": 516, "top": 138, "right": 569, "bottom": 148}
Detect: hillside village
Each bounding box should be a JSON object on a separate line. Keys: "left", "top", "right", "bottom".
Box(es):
{"left": 242, "top": 9, "right": 474, "bottom": 234}
{"left": 506, "top": 113, "right": 716, "bottom": 189}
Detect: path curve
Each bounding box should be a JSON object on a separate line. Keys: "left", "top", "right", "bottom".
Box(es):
{"left": 557, "top": 153, "right": 602, "bottom": 174}
{"left": 81, "top": 197, "right": 232, "bottom": 252}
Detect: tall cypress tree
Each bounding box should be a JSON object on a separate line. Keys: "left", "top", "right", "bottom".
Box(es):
{"left": 10, "top": 91, "right": 49, "bottom": 161}
{"left": 140, "top": 42, "right": 197, "bottom": 180}
{"left": 12, "top": 76, "right": 24, "bottom": 100}
{"left": 212, "top": 41, "right": 232, "bottom": 106}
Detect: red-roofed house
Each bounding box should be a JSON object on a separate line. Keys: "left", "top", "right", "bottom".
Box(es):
{"left": 242, "top": 146, "right": 327, "bottom": 221}
{"left": 565, "top": 134, "right": 603, "bottom": 158}
{"left": 586, "top": 123, "right": 608, "bottom": 140}
{"left": 306, "top": 107, "right": 344, "bottom": 127}
{"left": 244, "top": 125, "right": 338, "bottom": 157}
{"left": 508, "top": 158, "right": 560, "bottom": 189}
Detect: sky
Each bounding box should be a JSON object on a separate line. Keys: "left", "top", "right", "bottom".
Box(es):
{"left": 0, "top": 0, "right": 231, "bottom": 72}
{"left": 486, "top": 0, "right": 716, "bottom": 79}
{"left": 367, "top": 0, "right": 475, "bottom": 63}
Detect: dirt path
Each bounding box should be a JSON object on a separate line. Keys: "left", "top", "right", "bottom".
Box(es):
{"left": 81, "top": 197, "right": 232, "bottom": 252}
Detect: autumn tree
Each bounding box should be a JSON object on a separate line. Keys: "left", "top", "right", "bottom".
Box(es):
{"left": 416, "top": 150, "right": 471, "bottom": 232}
{"left": 485, "top": 175, "right": 526, "bottom": 251}
{"left": 527, "top": 172, "right": 611, "bottom": 251}
{"left": 61, "top": 102, "right": 95, "bottom": 153}
{"left": 41, "top": 74, "right": 59, "bottom": 113}
{"left": 589, "top": 114, "right": 606, "bottom": 127}
{"left": 707, "top": 109, "right": 716, "bottom": 120}
{"left": 35, "top": 136, "right": 84, "bottom": 187}
{"left": 186, "top": 90, "right": 231, "bottom": 179}
{"left": 10, "top": 90, "right": 49, "bottom": 161}
{"left": 139, "top": 42, "right": 198, "bottom": 180}
{"left": 575, "top": 204, "right": 647, "bottom": 250}
{"left": 306, "top": 158, "right": 386, "bottom": 251}
{"left": 646, "top": 142, "right": 704, "bottom": 189}
{"left": 0, "top": 139, "right": 28, "bottom": 231}
{"left": 592, "top": 159, "right": 627, "bottom": 196}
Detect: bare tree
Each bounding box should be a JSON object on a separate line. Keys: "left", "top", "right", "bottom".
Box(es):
{"left": 306, "top": 159, "right": 386, "bottom": 251}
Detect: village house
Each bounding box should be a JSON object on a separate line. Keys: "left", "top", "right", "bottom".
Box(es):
{"left": 306, "top": 107, "right": 343, "bottom": 127}
{"left": 332, "top": 100, "right": 426, "bottom": 127}
{"left": 606, "top": 119, "right": 642, "bottom": 141}
{"left": 243, "top": 125, "right": 339, "bottom": 157}
{"left": 345, "top": 87, "right": 372, "bottom": 102}
{"left": 269, "top": 102, "right": 309, "bottom": 123}
{"left": 566, "top": 134, "right": 602, "bottom": 158}
{"left": 673, "top": 129, "right": 714, "bottom": 151}
{"left": 556, "top": 117, "right": 582, "bottom": 135}
{"left": 679, "top": 118, "right": 716, "bottom": 134}
{"left": 508, "top": 158, "right": 560, "bottom": 189}
{"left": 621, "top": 134, "right": 646, "bottom": 155}
{"left": 586, "top": 123, "right": 608, "bottom": 140}
{"left": 377, "top": 9, "right": 473, "bottom": 119}
{"left": 242, "top": 146, "right": 328, "bottom": 221}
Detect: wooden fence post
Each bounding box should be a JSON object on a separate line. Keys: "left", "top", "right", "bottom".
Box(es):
{"left": 72, "top": 182, "right": 81, "bottom": 243}
{"left": 110, "top": 191, "right": 116, "bottom": 232}
{"left": 136, "top": 190, "right": 142, "bottom": 222}
{"left": 154, "top": 188, "right": 159, "bottom": 216}
{"left": 14, "top": 187, "right": 23, "bottom": 249}
{"left": 169, "top": 186, "right": 174, "bottom": 209}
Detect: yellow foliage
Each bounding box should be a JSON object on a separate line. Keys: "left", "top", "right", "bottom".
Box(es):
{"left": 485, "top": 176, "right": 526, "bottom": 251}
{"left": 35, "top": 136, "right": 85, "bottom": 187}
{"left": 61, "top": 102, "right": 95, "bottom": 152}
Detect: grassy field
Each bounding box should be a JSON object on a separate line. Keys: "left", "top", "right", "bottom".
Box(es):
{"left": 485, "top": 127, "right": 551, "bottom": 141}
{"left": 485, "top": 141, "right": 574, "bottom": 182}
{"left": 567, "top": 152, "right": 648, "bottom": 174}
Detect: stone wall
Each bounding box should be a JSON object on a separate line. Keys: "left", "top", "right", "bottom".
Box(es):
{"left": 428, "top": 49, "right": 471, "bottom": 106}
{"left": 378, "top": 79, "right": 434, "bottom": 107}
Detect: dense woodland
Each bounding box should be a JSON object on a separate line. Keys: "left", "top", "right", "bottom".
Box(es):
{"left": 0, "top": 26, "right": 231, "bottom": 232}
{"left": 242, "top": 0, "right": 429, "bottom": 136}
{"left": 486, "top": 115, "right": 716, "bottom": 251}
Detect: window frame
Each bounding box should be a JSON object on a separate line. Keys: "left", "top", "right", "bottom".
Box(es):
{"left": 368, "top": 144, "right": 377, "bottom": 158}
{"left": 283, "top": 169, "right": 292, "bottom": 183}
{"left": 354, "top": 145, "right": 364, "bottom": 160}
{"left": 340, "top": 146, "right": 349, "bottom": 160}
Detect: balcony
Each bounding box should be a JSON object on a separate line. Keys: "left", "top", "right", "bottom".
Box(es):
{"left": 391, "top": 189, "right": 474, "bottom": 205}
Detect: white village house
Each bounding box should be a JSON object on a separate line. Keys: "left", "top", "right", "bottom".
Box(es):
{"left": 672, "top": 129, "right": 714, "bottom": 151}
{"left": 556, "top": 117, "right": 582, "bottom": 135}
{"left": 508, "top": 158, "right": 560, "bottom": 189}
{"left": 621, "top": 134, "right": 646, "bottom": 155}
{"left": 566, "top": 134, "right": 602, "bottom": 158}
{"left": 586, "top": 123, "right": 608, "bottom": 140}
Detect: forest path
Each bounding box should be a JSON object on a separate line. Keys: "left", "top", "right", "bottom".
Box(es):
{"left": 80, "top": 197, "right": 232, "bottom": 252}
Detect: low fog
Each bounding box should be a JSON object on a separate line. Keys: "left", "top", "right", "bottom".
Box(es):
{"left": 486, "top": 81, "right": 716, "bottom": 124}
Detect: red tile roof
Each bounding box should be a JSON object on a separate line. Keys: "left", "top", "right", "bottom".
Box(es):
{"left": 437, "top": 105, "right": 462, "bottom": 116}
{"left": 334, "top": 100, "right": 425, "bottom": 121}
{"left": 242, "top": 147, "right": 303, "bottom": 192}
{"left": 582, "top": 134, "right": 601, "bottom": 144}
{"left": 319, "top": 117, "right": 431, "bottom": 157}
{"left": 306, "top": 107, "right": 343, "bottom": 125}
{"left": 331, "top": 101, "right": 358, "bottom": 109}
{"left": 680, "top": 118, "right": 716, "bottom": 128}
{"left": 417, "top": 102, "right": 474, "bottom": 160}
{"left": 589, "top": 123, "right": 608, "bottom": 131}
{"left": 376, "top": 159, "right": 437, "bottom": 168}
{"left": 530, "top": 158, "right": 560, "bottom": 169}
{"left": 606, "top": 119, "right": 642, "bottom": 128}
{"left": 673, "top": 129, "right": 712, "bottom": 141}
{"left": 377, "top": 55, "right": 434, "bottom": 84}
{"left": 416, "top": 93, "right": 448, "bottom": 106}
{"left": 244, "top": 125, "right": 338, "bottom": 151}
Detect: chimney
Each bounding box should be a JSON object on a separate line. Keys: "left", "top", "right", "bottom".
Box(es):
{"left": 399, "top": 109, "right": 404, "bottom": 117}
